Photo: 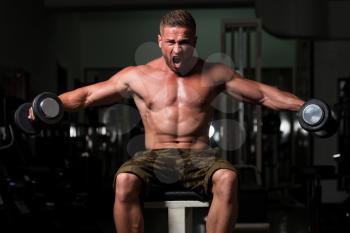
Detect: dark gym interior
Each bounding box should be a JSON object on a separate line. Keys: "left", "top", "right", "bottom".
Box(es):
{"left": 1, "top": 0, "right": 350, "bottom": 232}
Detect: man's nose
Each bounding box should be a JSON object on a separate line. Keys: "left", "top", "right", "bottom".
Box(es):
{"left": 173, "top": 43, "right": 182, "bottom": 53}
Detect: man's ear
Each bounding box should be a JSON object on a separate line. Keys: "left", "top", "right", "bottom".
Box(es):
{"left": 194, "top": 36, "right": 198, "bottom": 47}
{"left": 158, "top": 34, "right": 162, "bottom": 48}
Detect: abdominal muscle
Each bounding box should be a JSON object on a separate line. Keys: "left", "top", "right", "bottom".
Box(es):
{"left": 141, "top": 105, "right": 212, "bottom": 150}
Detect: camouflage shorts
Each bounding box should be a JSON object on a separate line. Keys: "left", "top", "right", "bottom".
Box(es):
{"left": 115, "top": 147, "right": 237, "bottom": 199}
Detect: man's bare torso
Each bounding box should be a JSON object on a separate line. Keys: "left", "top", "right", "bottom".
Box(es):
{"left": 126, "top": 57, "right": 230, "bottom": 150}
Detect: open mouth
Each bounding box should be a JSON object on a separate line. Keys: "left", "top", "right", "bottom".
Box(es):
{"left": 172, "top": 56, "right": 182, "bottom": 65}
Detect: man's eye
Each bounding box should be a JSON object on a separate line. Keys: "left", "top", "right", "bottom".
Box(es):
{"left": 180, "top": 41, "right": 190, "bottom": 45}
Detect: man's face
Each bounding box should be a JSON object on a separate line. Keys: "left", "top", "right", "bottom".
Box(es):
{"left": 158, "top": 26, "right": 197, "bottom": 75}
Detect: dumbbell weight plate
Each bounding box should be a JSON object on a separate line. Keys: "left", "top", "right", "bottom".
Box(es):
{"left": 302, "top": 104, "right": 324, "bottom": 125}
{"left": 14, "top": 103, "right": 41, "bottom": 135}
{"left": 298, "top": 99, "right": 330, "bottom": 132}
{"left": 313, "top": 110, "right": 339, "bottom": 138}
{"left": 32, "top": 92, "right": 64, "bottom": 125}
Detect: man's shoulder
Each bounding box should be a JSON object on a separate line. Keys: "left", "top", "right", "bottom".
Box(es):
{"left": 144, "top": 57, "right": 164, "bottom": 70}
{"left": 123, "top": 58, "right": 162, "bottom": 73}
{"left": 115, "top": 62, "right": 164, "bottom": 86}
{"left": 117, "top": 64, "right": 154, "bottom": 77}
{"left": 202, "top": 60, "right": 232, "bottom": 71}
{"left": 201, "top": 60, "right": 234, "bottom": 83}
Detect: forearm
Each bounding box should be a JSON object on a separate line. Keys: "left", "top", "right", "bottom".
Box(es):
{"left": 58, "top": 87, "right": 90, "bottom": 112}
{"left": 259, "top": 84, "right": 305, "bottom": 111}
{"left": 58, "top": 79, "right": 127, "bottom": 112}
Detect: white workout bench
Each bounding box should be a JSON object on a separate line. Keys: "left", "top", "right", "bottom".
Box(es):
{"left": 144, "top": 191, "right": 209, "bottom": 233}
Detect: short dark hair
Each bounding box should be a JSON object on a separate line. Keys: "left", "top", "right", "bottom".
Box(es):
{"left": 159, "top": 9, "right": 196, "bottom": 34}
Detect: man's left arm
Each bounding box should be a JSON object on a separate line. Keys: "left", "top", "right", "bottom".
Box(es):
{"left": 224, "top": 70, "right": 305, "bottom": 111}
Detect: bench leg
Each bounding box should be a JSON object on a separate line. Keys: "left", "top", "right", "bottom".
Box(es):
{"left": 168, "top": 207, "right": 193, "bottom": 233}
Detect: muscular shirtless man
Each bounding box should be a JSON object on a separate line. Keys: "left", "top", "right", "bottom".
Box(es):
{"left": 30, "top": 9, "right": 304, "bottom": 233}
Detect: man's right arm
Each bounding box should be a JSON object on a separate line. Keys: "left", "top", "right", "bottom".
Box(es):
{"left": 59, "top": 66, "right": 134, "bottom": 112}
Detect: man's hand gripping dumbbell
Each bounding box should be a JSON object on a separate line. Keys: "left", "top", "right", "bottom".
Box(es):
{"left": 14, "top": 92, "right": 64, "bottom": 135}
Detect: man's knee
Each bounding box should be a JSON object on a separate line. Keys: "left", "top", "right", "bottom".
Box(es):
{"left": 212, "top": 169, "right": 238, "bottom": 201}
{"left": 115, "top": 173, "right": 142, "bottom": 203}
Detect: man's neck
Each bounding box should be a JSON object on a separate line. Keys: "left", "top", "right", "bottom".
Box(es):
{"left": 172, "top": 57, "right": 201, "bottom": 77}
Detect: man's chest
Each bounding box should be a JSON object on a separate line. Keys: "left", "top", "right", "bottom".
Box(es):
{"left": 133, "top": 75, "right": 220, "bottom": 110}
